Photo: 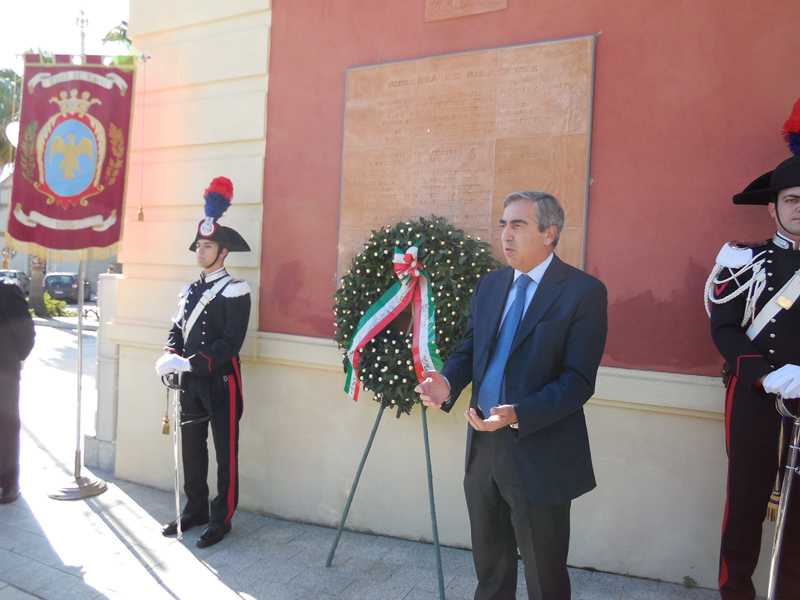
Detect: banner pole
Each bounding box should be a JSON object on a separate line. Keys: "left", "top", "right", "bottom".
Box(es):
{"left": 326, "top": 403, "right": 385, "bottom": 567}
{"left": 49, "top": 260, "right": 107, "bottom": 500}
{"left": 422, "top": 406, "right": 446, "bottom": 600}
{"left": 74, "top": 259, "right": 84, "bottom": 478}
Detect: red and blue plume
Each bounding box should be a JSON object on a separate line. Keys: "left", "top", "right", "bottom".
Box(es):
{"left": 783, "top": 97, "right": 800, "bottom": 157}
{"left": 204, "top": 176, "right": 233, "bottom": 221}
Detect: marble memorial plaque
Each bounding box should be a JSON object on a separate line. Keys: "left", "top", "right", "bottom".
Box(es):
{"left": 425, "top": 0, "right": 508, "bottom": 22}
{"left": 339, "top": 36, "right": 595, "bottom": 276}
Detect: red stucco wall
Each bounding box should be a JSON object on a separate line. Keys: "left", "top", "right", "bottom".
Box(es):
{"left": 261, "top": 0, "right": 800, "bottom": 376}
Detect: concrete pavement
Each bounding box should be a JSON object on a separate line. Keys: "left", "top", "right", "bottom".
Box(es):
{"left": 0, "top": 324, "right": 724, "bottom": 599}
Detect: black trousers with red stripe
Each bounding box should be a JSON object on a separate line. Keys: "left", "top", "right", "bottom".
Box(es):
{"left": 720, "top": 374, "right": 800, "bottom": 600}
{"left": 180, "top": 367, "right": 243, "bottom": 525}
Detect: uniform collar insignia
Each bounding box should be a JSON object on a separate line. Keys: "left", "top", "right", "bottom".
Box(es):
{"left": 773, "top": 231, "right": 799, "bottom": 250}
{"left": 201, "top": 267, "right": 228, "bottom": 283}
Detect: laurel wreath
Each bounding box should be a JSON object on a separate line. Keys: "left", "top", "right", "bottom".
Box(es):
{"left": 334, "top": 216, "right": 503, "bottom": 416}
{"left": 104, "top": 123, "right": 124, "bottom": 186}
{"left": 20, "top": 121, "right": 37, "bottom": 183}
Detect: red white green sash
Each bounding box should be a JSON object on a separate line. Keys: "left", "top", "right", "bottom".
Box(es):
{"left": 344, "top": 245, "right": 443, "bottom": 400}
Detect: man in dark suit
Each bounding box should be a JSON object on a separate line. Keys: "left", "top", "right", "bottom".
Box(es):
{"left": 416, "top": 191, "right": 608, "bottom": 600}
{"left": 0, "top": 279, "right": 36, "bottom": 504}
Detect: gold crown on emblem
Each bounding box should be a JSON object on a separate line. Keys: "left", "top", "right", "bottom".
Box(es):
{"left": 49, "top": 89, "right": 102, "bottom": 114}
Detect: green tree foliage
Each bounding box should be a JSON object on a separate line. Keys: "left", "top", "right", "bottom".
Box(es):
{"left": 0, "top": 68, "right": 21, "bottom": 171}
{"left": 103, "top": 21, "right": 132, "bottom": 52}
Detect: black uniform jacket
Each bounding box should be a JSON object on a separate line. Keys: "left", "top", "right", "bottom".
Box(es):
{"left": 0, "top": 281, "right": 35, "bottom": 378}
{"left": 441, "top": 255, "right": 608, "bottom": 507}
{"left": 711, "top": 235, "right": 800, "bottom": 389}
{"left": 165, "top": 269, "right": 250, "bottom": 378}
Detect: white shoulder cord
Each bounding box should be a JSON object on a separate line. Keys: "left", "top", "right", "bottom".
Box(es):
{"left": 704, "top": 250, "right": 767, "bottom": 327}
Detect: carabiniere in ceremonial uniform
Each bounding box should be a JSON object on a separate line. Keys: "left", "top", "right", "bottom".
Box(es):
{"left": 706, "top": 154, "right": 800, "bottom": 600}
{"left": 156, "top": 176, "right": 251, "bottom": 549}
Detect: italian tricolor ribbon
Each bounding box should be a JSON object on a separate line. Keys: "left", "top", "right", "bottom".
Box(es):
{"left": 344, "top": 245, "right": 443, "bottom": 400}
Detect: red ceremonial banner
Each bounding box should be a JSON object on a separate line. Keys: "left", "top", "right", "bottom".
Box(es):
{"left": 6, "top": 54, "right": 136, "bottom": 260}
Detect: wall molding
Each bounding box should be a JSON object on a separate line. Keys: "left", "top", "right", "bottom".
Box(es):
{"left": 108, "top": 323, "right": 724, "bottom": 417}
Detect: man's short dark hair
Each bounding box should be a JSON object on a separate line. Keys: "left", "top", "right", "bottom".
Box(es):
{"left": 503, "top": 191, "right": 565, "bottom": 248}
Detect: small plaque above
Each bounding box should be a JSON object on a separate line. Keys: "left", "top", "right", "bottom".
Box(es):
{"left": 425, "top": 0, "right": 507, "bottom": 22}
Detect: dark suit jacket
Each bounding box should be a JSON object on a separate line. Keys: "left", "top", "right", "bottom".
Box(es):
{"left": 0, "top": 281, "right": 36, "bottom": 378}
{"left": 441, "top": 254, "right": 608, "bottom": 506}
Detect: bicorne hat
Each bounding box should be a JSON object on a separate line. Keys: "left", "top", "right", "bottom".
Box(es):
{"left": 734, "top": 98, "right": 800, "bottom": 205}
{"left": 189, "top": 177, "right": 251, "bottom": 252}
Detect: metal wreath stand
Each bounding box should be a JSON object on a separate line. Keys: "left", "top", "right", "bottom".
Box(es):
{"left": 326, "top": 402, "right": 446, "bottom": 600}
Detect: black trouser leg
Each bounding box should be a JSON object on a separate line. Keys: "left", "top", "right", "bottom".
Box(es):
{"left": 209, "top": 374, "right": 242, "bottom": 524}
{"left": 720, "top": 377, "right": 781, "bottom": 600}
{"left": 0, "top": 375, "right": 21, "bottom": 493}
{"left": 180, "top": 387, "right": 210, "bottom": 519}
{"left": 465, "top": 430, "right": 571, "bottom": 600}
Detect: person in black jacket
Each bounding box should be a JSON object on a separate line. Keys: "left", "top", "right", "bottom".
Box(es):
{"left": 0, "top": 279, "right": 35, "bottom": 504}
{"left": 706, "top": 155, "right": 800, "bottom": 600}
{"left": 156, "top": 177, "right": 251, "bottom": 548}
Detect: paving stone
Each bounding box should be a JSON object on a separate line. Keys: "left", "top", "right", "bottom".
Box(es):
{"left": 381, "top": 539, "right": 442, "bottom": 568}
{"left": 285, "top": 547, "right": 349, "bottom": 569}
{"left": 15, "top": 542, "right": 83, "bottom": 577}
{"left": 232, "top": 534, "right": 305, "bottom": 561}
{"left": 0, "top": 549, "right": 32, "bottom": 576}
{"left": 574, "top": 571, "right": 624, "bottom": 600}
{"left": 330, "top": 532, "right": 398, "bottom": 561}
{"left": 384, "top": 565, "right": 455, "bottom": 595}
{"left": 202, "top": 547, "right": 261, "bottom": 574}
{"left": 285, "top": 564, "right": 357, "bottom": 595}
{"left": 569, "top": 566, "right": 593, "bottom": 592}
{"left": 225, "top": 510, "right": 272, "bottom": 536}
{"left": 295, "top": 589, "right": 338, "bottom": 600}
{"left": 33, "top": 574, "right": 102, "bottom": 600}
{"left": 249, "top": 522, "right": 304, "bottom": 545}
{"left": 333, "top": 555, "right": 402, "bottom": 583}
{"left": 657, "top": 581, "right": 723, "bottom": 599}
{"left": 620, "top": 575, "right": 660, "bottom": 599}
{"left": 0, "top": 525, "right": 47, "bottom": 554}
{"left": 0, "top": 584, "right": 41, "bottom": 600}
{"left": 402, "top": 587, "right": 444, "bottom": 600}
{"left": 0, "top": 562, "right": 71, "bottom": 593}
{"left": 444, "top": 574, "right": 477, "bottom": 600}
{"left": 336, "top": 578, "right": 414, "bottom": 600}
{"left": 242, "top": 578, "right": 307, "bottom": 600}
{"left": 238, "top": 557, "right": 308, "bottom": 584}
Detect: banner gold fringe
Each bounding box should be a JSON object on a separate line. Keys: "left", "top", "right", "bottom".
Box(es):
{"left": 4, "top": 231, "right": 119, "bottom": 262}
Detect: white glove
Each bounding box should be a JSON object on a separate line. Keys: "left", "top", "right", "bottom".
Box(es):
{"left": 155, "top": 353, "right": 192, "bottom": 376}
{"left": 763, "top": 364, "right": 800, "bottom": 399}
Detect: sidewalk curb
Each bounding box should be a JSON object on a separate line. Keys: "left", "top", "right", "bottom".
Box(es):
{"left": 32, "top": 317, "right": 99, "bottom": 332}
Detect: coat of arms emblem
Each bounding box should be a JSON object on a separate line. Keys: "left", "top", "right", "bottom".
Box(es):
{"left": 34, "top": 89, "right": 106, "bottom": 209}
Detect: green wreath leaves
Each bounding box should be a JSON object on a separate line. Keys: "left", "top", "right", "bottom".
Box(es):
{"left": 334, "top": 216, "right": 503, "bottom": 416}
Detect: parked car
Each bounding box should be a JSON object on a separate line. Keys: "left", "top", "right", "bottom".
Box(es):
{"left": 0, "top": 269, "right": 31, "bottom": 296}
{"left": 43, "top": 272, "right": 91, "bottom": 303}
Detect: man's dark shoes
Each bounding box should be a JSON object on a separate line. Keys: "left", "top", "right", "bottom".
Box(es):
{"left": 0, "top": 486, "right": 20, "bottom": 504}
{"left": 161, "top": 513, "right": 210, "bottom": 536}
{"left": 196, "top": 522, "right": 231, "bottom": 548}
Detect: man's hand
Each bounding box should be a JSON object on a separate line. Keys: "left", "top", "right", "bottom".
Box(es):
{"left": 763, "top": 364, "right": 800, "bottom": 399}
{"left": 156, "top": 353, "right": 192, "bottom": 376}
{"left": 465, "top": 405, "right": 517, "bottom": 431}
{"left": 415, "top": 370, "right": 451, "bottom": 409}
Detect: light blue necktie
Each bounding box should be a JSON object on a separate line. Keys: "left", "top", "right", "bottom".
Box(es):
{"left": 477, "top": 274, "right": 531, "bottom": 418}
